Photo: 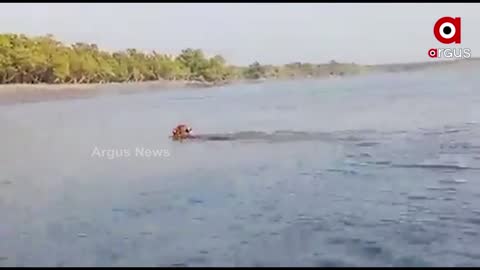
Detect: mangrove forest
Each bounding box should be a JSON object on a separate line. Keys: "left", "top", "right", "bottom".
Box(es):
{"left": 1, "top": 33, "right": 475, "bottom": 85}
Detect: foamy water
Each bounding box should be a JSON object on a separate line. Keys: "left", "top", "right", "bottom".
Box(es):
{"left": 1, "top": 67, "right": 480, "bottom": 266}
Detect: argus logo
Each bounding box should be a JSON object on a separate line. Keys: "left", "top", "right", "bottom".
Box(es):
{"left": 433, "top": 17, "right": 461, "bottom": 44}
{"left": 428, "top": 16, "right": 471, "bottom": 59}
{"left": 428, "top": 48, "right": 471, "bottom": 59}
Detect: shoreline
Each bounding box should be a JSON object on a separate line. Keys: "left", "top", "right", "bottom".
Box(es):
{"left": 0, "top": 79, "right": 246, "bottom": 106}
{"left": 1, "top": 58, "right": 479, "bottom": 106}
{"left": 0, "top": 76, "right": 335, "bottom": 106}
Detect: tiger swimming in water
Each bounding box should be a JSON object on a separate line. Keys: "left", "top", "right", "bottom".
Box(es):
{"left": 170, "top": 124, "right": 233, "bottom": 141}
{"left": 171, "top": 124, "right": 194, "bottom": 141}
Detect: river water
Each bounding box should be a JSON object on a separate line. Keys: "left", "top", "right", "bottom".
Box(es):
{"left": 1, "top": 67, "right": 480, "bottom": 266}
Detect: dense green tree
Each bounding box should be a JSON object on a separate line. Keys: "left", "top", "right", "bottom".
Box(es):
{"left": 243, "top": 61, "right": 266, "bottom": 79}
{"left": 0, "top": 34, "right": 234, "bottom": 84}
{"left": 0, "top": 33, "right": 373, "bottom": 85}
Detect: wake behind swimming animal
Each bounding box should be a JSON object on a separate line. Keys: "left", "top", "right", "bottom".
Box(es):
{"left": 170, "top": 124, "right": 234, "bottom": 141}
{"left": 169, "top": 125, "right": 327, "bottom": 142}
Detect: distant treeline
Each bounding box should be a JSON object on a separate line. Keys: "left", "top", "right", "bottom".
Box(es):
{"left": 0, "top": 33, "right": 371, "bottom": 85}
{"left": 0, "top": 34, "right": 236, "bottom": 84}
{"left": 0, "top": 33, "right": 477, "bottom": 85}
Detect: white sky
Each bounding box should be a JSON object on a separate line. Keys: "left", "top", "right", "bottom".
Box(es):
{"left": 0, "top": 3, "right": 479, "bottom": 65}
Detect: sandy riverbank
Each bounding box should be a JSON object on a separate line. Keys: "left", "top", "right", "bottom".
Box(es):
{"left": 0, "top": 79, "right": 239, "bottom": 106}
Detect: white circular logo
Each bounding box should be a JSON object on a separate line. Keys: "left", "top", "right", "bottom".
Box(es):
{"left": 439, "top": 22, "right": 456, "bottom": 40}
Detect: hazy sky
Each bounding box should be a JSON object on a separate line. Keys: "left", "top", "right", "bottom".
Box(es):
{"left": 1, "top": 3, "right": 479, "bottom": 65}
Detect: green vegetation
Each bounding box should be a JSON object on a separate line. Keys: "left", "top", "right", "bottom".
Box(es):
{"left": 238, "top": 60, "right": 369, "bottom": 80}
{"left": 0, "top": 33, "right": 369, "bottom": 85}
{"left": 0, "top": 33, "right": 235, "bottom": 84}
{"left": 2, "top": 33, "right": 474, "bottom": 86}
